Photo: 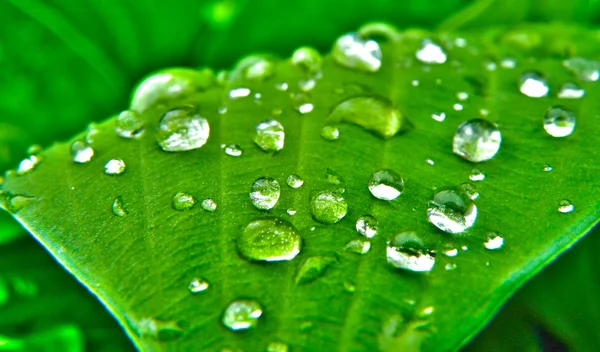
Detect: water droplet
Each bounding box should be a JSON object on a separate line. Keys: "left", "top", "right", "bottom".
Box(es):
{"left": 188, "top": 277, "right": 209, "bottom": 293}
{"left": 453, "top": 103, "right": 463, "bottom": 111}
{"left": 250, "top": 177, "right": 281, "bottom": 210}
{"left": 232, "top": 55, "right": 275, "bottom": 80}
{"left": 461, "top": 245, "right": 468, "bottom": 251}
{"left": 416, "top": 39, "right": 447, "bottom": 64}
{"left": 254, "top": 120, "right": 285, "bottom": 152}
{"left": 368, "top": 169, "right": 404, "bottom": 201}
{"left": 543, "top": 164, "right": 553, "bottom": 172}
{"left": 201, "top": 199, "right": 217, "bottom": 212}
{"left": 427, "top": 187, "right": 477, "bottom": 234}
{"left": 445, "top": 263, "right": 457, "bottom": 271}
{"left": 0, "top": 191, "right": 36, "bottom": 213}
{"left": 326, "top": 169, "right": 343, "bottom": 186}
{"left": 426, "top": 159, "right": 434, "bottom": 166}
{"left": 116, "top": 110, "right": 144, "bottom": 138}
{"left": 357, "top": 22, "right": 399, "bottom": 41}
{"left": 558, "top": 200, "right": 574, "bottom": 213}
{"left": 327, "top": 95, "right": 404, "bottom": 139}
{"left": 17, "top": 155, "right": 41, "bottom": 175}
{"left": 456, "top": 92, "right": 469, "bottom": 101}
{"left": 484, "top": 232, "right": 503, "bottom": 250}
{"left": 156, "top": 106, "right": 210, "bottom": 152}
{"left": 238, "top": 218, "right": 302, "bottom": 261}
{"left": 286, "top": 174, "right": 304, "bottom": 189}
{"left": 224, "top": 144, "right": 243, "bottom": 156}
{"left": 132, "top": 317, "right": 184, "bottom": 341}
{"left": 310, "top": 190, "right": 348, "bottom": 224}
{"left": 355, "top": 215, "right": 378, "bottom": 238}
{"left": 332, "top": 32, "right": 382, "bottom": 72}
{"left": 443, "top": 248, "right": 458, "bottom": 257}
{"left": 544, "top": 106, "right": 576, "bottom": 137}
{"left": 229, "top": 87, "right": 251, "bottom": 99}
{"left": 386, "top": 232, "right": 436, "bottom": 272}
{"left": 485, "top": 61, "right": 497, "bottom": 71}
{"left": 469, "top": 169, "right": 485, "bottom": 181}
{"left": 104, "top": 159, "right": 126, "bottom": 175}
{"left": 500, "top": 58, "right": 516, "bottom": 69}
{"left": 563, "top": 57, "right": 600, "bottom": 81}
{"left": 411, "top": 79, "right": 420, "bottom": 87}
{"left": 295, "top": 255, "right": 337, "bottom": 284}
{"left": 345, "top": 239, "right": 371, "bottom": 254}
{"left": 71, "top": 141, "right": 94, "bottom": 163}
{"left": 27, "top": 144, "right": 42, "bottom": 155}
{"left": 519, "top": 72, "right": 549, "bottom": 98}
{"left": 291, "top": 47, "right": 322, "bottom": 74}
{"left": 275, "top": 82, "right": 289, "bottom": 91}
{"left": 222, "top": 299, "right": 263, "bottom": 331}
{"left": 557, "top": 82, "right": 585, "bottom": 99}
{"left": 267, "top": 341, "right": 289, "bottom": 352}
{"left": 298, "top": 78, "right": 317, "bottom": 92}
{"left": 110, "top": 196, "right": 128, "bottom": 217}
{"left": 432, "top": 112, "right": 446, "bottom": 122}
{"left": 172, "top": 192, "right": 197, "bottom": 211}
{"left": 344, "top": 281, "right": 357, "bottom": 293}
{"left": 321, "top": 126, "right": 340, "bottom": 140}
{"left": 287, "top": 208, "right": 297, "bottom": 216}
{"left": 453, "top": 119, "right": 502, "bottom": 162}
{"left": 460, "top": 182, "right": 479, "bottom": 200}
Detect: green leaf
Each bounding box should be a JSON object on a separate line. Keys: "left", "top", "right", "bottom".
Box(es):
{"left": 1, "top": 22, "right": 599, "bottom": 352}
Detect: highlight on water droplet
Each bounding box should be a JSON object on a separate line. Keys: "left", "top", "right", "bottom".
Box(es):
{"left": 453, "top": 119, "right": 501, "bottom": 162}
{"left": 427, "top": 186, "right": 477, "bottom": 234}
{"left": 104, "top": 159, "right": 126, "bottom": 175}
{"left": 544, "top": 106, "right": 576, "bottom": 138}
{"left": 368, "top": 169, "right": 404, "bottom": 201}
{"left": 345, "top": 239, "right": 371, "bottom": 254}
{"left": 356, "top": 215, "right": 378, "bottom": 238}
{"left": 238, "top": 218, "right": 302, "bottom": 261}
{"left": 111, "top": 196, "right": 128, "bottom": 217}
{"left": 310, "top": 190, "right": 348, "bottom": 224}
{"left": 469, "top": 169, "right": 485, "bottom": 181}
{"left": 224, "top": 144, "right": 243, "bottom": 156}
{"left": 295, "top": 255, "right": 337, "bottom": 284}
{"left": 321, "top": 126, "right": 340, "bottom": 141}
{"left": 188, "top": 277, "right": 209, "bottom": 293}
{"left": 201, "top": 199, "right": 217, "bottom": 212}
{"left": 484, "top": 232, "right": 504, "bottom": 250}
{"left": 71, "top": 141, "right": 94, "bottom": 164}
{"left": 250, "top": 177, "right": 281, "bottom": 211}
{"left": 286, "top": 174, "right": 304, "bottom": 189}
{"left": 543, "top": 164, "right": 553, "bottom": 172}
{"left": 415, "top": 39, "right": 447, "bottom": 64}
{"left": 331, "top": 32, "right": 382, "bottom": 72}
{"left": 172, "top": 192, "right": 197, "bottom": 211}
{"left": 386, "top": 232, "right": 436, "bottom": 272}
{"left": 519, "top": 71, "right": 549, "bottom": 98}
{"left": 229, "top": 87, "right": 251, "bottom": 99}
{"left": 557, "top": 82, "right": 585, "bottom": 99}
{"left": 156, "top": 106, "right": 210, "bottom": 152}
{"left": 558, "top": 200, "right": 574, "bottom": 213}
{"left": 254, "top": 120, "right": 285, "bottom": 152}
{"left": 222, "top": 299, "right": 263, "bottom": 331}
{"left": 116, "top": 110, "right": 144, "bottom": 138}
{"left": 563, "top": 57, "right": 600, "bottom": 81}
{"left": 17, "top": 155, "right": 41, "bottom": 175}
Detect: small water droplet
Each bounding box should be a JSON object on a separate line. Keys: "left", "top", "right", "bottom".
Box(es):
{"left": 326, "top": 168, "right": 343, "bottom": 186}
{"left": 104, "top": 159, "right": 126, "bottom": 175}
{"left": 445, "top": 263, "right": 458, "bottom": 271}
{"left": 422, "top": 306, "right": 435, "bottom": 316}
{"left": 229, "top": 87, "right": 251, "bottom": 99}
{"left": 201, "top": 199, "right": 217, "bottom": 212}
{"left": 479, "top": 108, "right": 489, "bottom": 117}
{"left": 172, "top": 192, "right": 197, "bottom": 211}
{"left": 286, "top": 174, "right": 304, "bottom": 189}
{"left": 432, "top": 112, "right": 446, "bottom": 122}
{"left": 416, "top": 39, "right": 447, "bottom": 64}
{"left": 132, "top": 317, "right": 184, "bottom": 341}
{"left": 426, "top": 158, "right": 434, "bottom": 165}
{"left": 460, "top": 182, "right": 479, "bottom": 200}
{"left": 469, "top": 169, "right": 485, "bottom": 181}
{"left": 500, "top": 58, "right": 516, "bottom": 69}
{"left": 321, "top": 126, "right": 340, "bottom": 140}
{"left": 232, "top": 55, "right": 275, "bottom": 80}
{"left": 544, "top": 106, "right": 576, "bottom": 137}
{"left": 519, "top": 72, "right": 549, "bottom": 98}
{"left": 287, "top": 208, "right": 297, "bottom": 216}
{"left": 254, "top": 120, "right": 285, "bottom": 152}
{"left": 222, "top": 299, "right": 263, "bottom": 331}
{"left": 310, "top": 190, "right": 348, "bottom": 224}
{"left": 332, "top": 32, "right": 382, "bottom": 72}
{"left": 0, "top": 191, "right": 36, "bottom": 213}
{"left": 453, "top": 119, "right": 502, "bottom": 162}
{"left": 443, "top": 248, "right": 458, "bottom": 257}
{"left": 71, "top": 141, "right": 94, "bottom": 163}
{"left": 116, "top": 110, "right": 144, "bottom": 138}
{"left": 356, "top": 215, "right": 378, "bottom": 238}
{"left": 357, "top": 22, "right": 399, "bottom": 41}
{"left": 17, "top": 155, "right": 41, "bottom": 175}
{"left": 345, "top": 239, "right": 371, "bottom": 254}
{"left": 453, "top": 103, "right": 463, "bottom": 111}
{"left": 111, "top": 197, "right": 128, "bottom": 217}
{"left": 543, "top": 164, "right": 553, "bottom": 172}
{"left": 238, "top": 218, "right": 302, "bottom": 261}
{"left": 456, "top": 92, "right": 469, "bottom": 101}
{"left": 267, "top": 341, "right": 289, "bottom": 352}
{"left": 411, "top": 79, "right": 420, "bottom": 87}
{"left": 558, "top": 200, "right": 574, "bottom": 213}
{"left": 295, "top": 255, "right": 337, "bottom": 284}
{"left": 427, "top": 187, "right": 477, "bottom": 234}
{"left": 386, "top": 232, "right": 436, "bottom": 272}
{"left": 485, "top": 61, "right": 497, "bottom": 71}
{"left": 299, "top": 78, "right": 317, "bottom": 92}
{"left": 461, "top": 245, "right": 468, "bottom": 251}
{"left": 484, "top": 232, "right": 504, "bottom": 250}
{"left": 156, "top": 106, "right": 210, "bottom": 152}
{"left": 188, "top": 277, "right": 209, "bottom": 293}
{"left": 291, "top": 47, "right": 322, "bottom": 74}
{"left": 275, "top": 82, "right": 289, "bottom": 91}
{"left": 563, "top": 57, "right": 600, "bottom": 81}
{"left": 218, "top": 106, "right": 228, "bottom": 114}
{"left": 557, "top": 82, "right": 585, "bottom": 99}
{"left": 344, "top": 281, "right": 356, "bottom": 293}
{"left": 368, "top": 169, "right": 404, "bottom": 201}
{"left": 250, "top": 177, "right": 281, "bottom": 210}
{"left": 224, "top": 144, "right": 243, "bottom": 156}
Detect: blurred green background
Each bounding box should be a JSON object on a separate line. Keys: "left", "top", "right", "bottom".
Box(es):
{"left": 1, "top": 0, "right": 599, "bottom": 351}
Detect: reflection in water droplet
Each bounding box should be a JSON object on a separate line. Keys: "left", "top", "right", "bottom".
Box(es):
{"left": 250, "top": 177, "right": 281, "bottom": 210}
{"left": 238, "top": 218, "right": 302, "bottom": 261}
{"left": 557, "top": 82, "right": 585, "bottom": 99}
{"left": 484, "top": 232, "right": 504, "bottom": 250}
{"left": 558, "top": 200, "right": 574, "bottom": 213}
{"left": 563, "top": 57, "right": 600, "bottom": 81}
{"left": 254, "top": 120, "right": 285, "bottom": 152}
{"left": 427, "top": 187, "right": 477, "bottom": 234}
{"left": 332, "top": 32, "right": 382, "bottom": 72}
{"left": 71, "top": 141, "right": 94, "bottom": 164}
{"left": 519, "top": 72, "right": 549, "bottom": 98}
{"left": 224, "top": 144, "right": 243, "bottom": 156}
{"left": 386, "top": 232, "right": 436, "bottom": 272}
{"left": 345, "top": 239, "right": 371, "bottom": 254}
{"left": 172, "top": 192, "right": 197, "bottom": 211}
{"left": 267, "top": 341, "right": 290, "bottom": 352}
{"left": 416, "top": 39, "right": 447, "bottom": 64}
{"left": 156, "top": 106, "right": 210, "bottom": 152}
{"left": 104, "top": 159, "right": 126, "bottom": 175}
{"left": 453, "top": 119, "right": 501, "bottom": 162}
{"left": 295, "top": 255, "right": 337, "bottom": 284}
{"left": 469, "top": 169, "right": 485, "bottom": 181}
{"left": 368, "top": 169, "right": 404, "bottom": 200}
{"left": 544, "top": 106, "right": 576, "bottom": 137}
{"left": 291, "top": 47, "right": 322, "bottom": 74}
{"left": 356, "top": 215, "right": 378, "bottom": 238}
{"left": 229, "top": 88, "right": 251, "bottom": 99}
{"left": 310, "top": 190, "right": 348, "bottom": 224}
{"left": 188, "top": 277, "right": 209, "bottom": 293}
{"left": 222, "top": 299, "right": 263, "bottom": 331}
{"left": 321, "top": 126, "right": 340, "bottom": 140}
{"left": 201, "top": 199, "right": 217, "bottom": 212}
{"left": 116, "top": 110, "right": 144, "bottom": 138}
{"left": 286, "top": 174, "right": 304, "bottom": 189}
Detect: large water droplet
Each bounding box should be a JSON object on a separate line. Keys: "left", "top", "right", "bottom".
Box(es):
{"left": 484, "top": 232, "right": 504, "bottom": 250}
{"left": 295, "top": 255, "right": 337, "bottom": 284}
{"left": 172, "top": 192, "right": 197, "bottom": 211}
{"left": 416, "top": 39, "right": 447, "bottom": 64}
{"left": 116, "top": 110, "right": 144, "bottom": 138}
{"left": 558, "top": 200, "right": 574, "bottom": 213}
{"left": 563, "top": 57, "right": 600, "bottom": 81}
{"left": 356, "top": 215, "right": 378, "bottom": 238}
{"left": 232, "top": 55, "right": 275, "bottom": 81}
{"left": 286, "top": 174, "right": 304, "bottom": 189}
{"left": 104, "top": 159, "right": 126, "bottom": 175}
{"left": 188, "top": 277, "right": 209, "bottom": 293}
{"left": 519, "top": 72, "right": 549, "bottom": 98}
{"left": 310, "top": 190, "right": 348, "bottom": 224}
{"left": 453, "top": 119, "right": 501, "bottom": 162}
{"left": 291, "top": 47, "right": 322, "bottom": 74}
{"left": 427, "top": 187, "right": 477, "bottom": 233}
{"left": 557, "top": 82, "right": 585, "bottom": 99}
{"left": 327, "top": 95, "right": 404, "bottom": 139}
{"left": 222, "top": 299, "right": 263, "bottom": 331}
{"left": 267, "top": 341, "right": 290, "bottom": 352}
{"left": 201, "top": 199, "right": 217, "bottom": 212}
{"left": 254, "top": 120, "right": 285, "bottom": 152}
{"left": 331, "top": 32, "right": 382, "bottom": 72}
{"left": 250, "top": 177, "right": 281, "bottom": 210}
{"left": 321, "top": 126, "right": 340, "bottom": 141}
{"left": 544, "top": 106, "right": 576, "bottom": 137}
{"left": 71, "top": 141, "right": 94, "bottom": 164}
{"left": 112, "top": 197, "right": 128, "bottom": 217}
{"left": 368, "top": 169, "right": 404, "bottom": 200}
{"left": 156, "top": 106, "right": 210, "bottom": 152}
{"left": 386, "top": 232, "right": 436, "bottom": 272}
{"left": 238, "top": 218, "right": 302, "bottom": 261}
{"left": 224, "top": 144, "right": 243, "bottom": 157}
{"left": 345, "top": 239, "right": 371, "bottom": 254}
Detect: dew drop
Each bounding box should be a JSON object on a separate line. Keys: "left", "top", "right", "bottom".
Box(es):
{"left": 310, "top": 190, "right": 348, "bottom": 224}
{"left": 267, "top": 341, "right": 289, "bottom": 352}
{"left": 519, "top": 71, "right": 549, "bottom": 98}
{"left": 71, "top": 141, "right": 94, "bottom": 164}
{"left": 0, "top": 191, "right": 36, "bottom": 213}
{"left": 453, "top": 103, "right": 463, "bottom": 111}
{"left": 201, "top": 199, "right": 217, "bottom": 212}
{"left": 456, "top": 92, "right": 469, "bottom": 101}
{"left": 104, "top": 159, "right": 126, "bottom": 175}
{"left": 254, "top": 120, "right": 285, "bottom": 152}
{"left": 295, "top": 255, "right": 337, "bottom": 284}
{"left": 443, "top": 248, "right": 458, "bottom": 257}
{"left": 232, "top": 55, "right": 275, "bottom": 81}
{"left": 222, "top": 299, "right": 263, "bottom": 331}
{"left": 116, "top": 110, "right": 144, "bottom": 138}
{"left": 224, "top": 144, "right": 243, "bottom": 156}
{"left": 427, "top": 187, "right": 477, "bottom": 234}
{"left": 484, "top": 232, "right": 504, "bottom": 250}
{"left": 172, "top": 192, "right": 197, "bottom": 211}
{"left": 460, "top": 182, "right": 479, "bottom": 200}
{"left": 453, "top": 119, "right": 501, "bottom": 162}
{"left": 557, "top": 82, "right": 585, "bottom": 99}
{"left": 331, "top": 32, "right": 382, "bottom": 72}
{"left": 426, "top": 159, "right": 434, "bottom": 165}
{"left": 111, "top": 196, "right": 128, "bottom": 217}
{"left": 432, "top": 112, "right": 446, "bottom": 122}
{"left": 563, "top": 57, "right": 600, "bottom": 81}
{"left": 286, "top": 174, "right": 304, "bottom": 189}
{"left": 543, "top": 164, "right": 553, "bottom": 172}
{"left": 345, "top": 239, "right": 371, "bottom": 254}
{"left": 250, "top": 177, "right": 281, "bottom": 210}
{"left": 544, "top": 106, "right": 576, "bottom": 137}
{"left": 156, "top": 106, "right": 210, "bottom": 152}
{"left": 411, "top": 79, "right": 420, "bottom": 87}
{"left": 238, "top": 218, "right": 302, "bottom": 261}
{"left": 500, "top": 58, "right": 516, "bottom": 69}
{"left": 291, "top": 47, "right": 322, "bottom": 74}
{"left": 368, "top": 169, "right": 404, "bottom": 201}
{"left": 344, "top": 281, "right": 356, "bottom": 293}
{"left": 17, "top": 155, "right": 41, "bottom": 175}
{"left": 415, "top": 39, "right": 447, "bottom": 64}
{"left": 469, "top": 169, "right": 485, "bottom": 181}
{"left": 445, "top": 263, "right": 458, "bottom": 271}
{"left": 229, "top": 88, "right": 251, "bottom": 99}
{"left": 287, "top": 209, "right": 296, "bottom": 216}
{"left": 321, "top": 126, "right": 340, "bottom": 141}
{"left": 275, "top": 82, "right": 289, "bottom": 91}
{"left": 355, "top": 215, "right": 378, "bottom": 238}
{"left": 132, "top": 317, "right": 184, "bottom": 341}
{"left": 326, "top": 168, "right": 343, "bottom": 186}
{"left": 386, "top": 232, "right": 436, "bottom": 272}
{"left": 558, "top": 200, "right": 574, "bottom": 213}
{"left": 188, "top": 277, "right": 209, "bottom": 293}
